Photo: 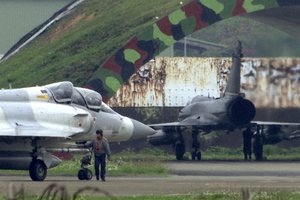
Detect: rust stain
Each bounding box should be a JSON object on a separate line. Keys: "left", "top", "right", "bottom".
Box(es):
{"left": 108, "top": 57, "right": 300, "bottom": 108}
{"left": 242, "top": 58, "right": 300, "bottom": 108}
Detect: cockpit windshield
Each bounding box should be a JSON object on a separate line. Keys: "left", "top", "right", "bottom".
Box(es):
{"left": 72, "top": 89, "right": 86, "bottom": 107}
{"left": 76, "top": 88, "right": 102, "bottom": 110}
{"left": 46, "top": 82, "right": 73, "bottom": 103}
{"left": 100, "top": 102, "right": 117, "bottom": 114}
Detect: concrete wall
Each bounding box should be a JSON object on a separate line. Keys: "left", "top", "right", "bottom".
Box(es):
{"left": 108, "top": 57, "right": 300, "bottom": 108}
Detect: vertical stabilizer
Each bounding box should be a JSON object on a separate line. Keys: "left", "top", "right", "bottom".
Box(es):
{"left": 225, "top": 41, "right": 242, "bottom": 96}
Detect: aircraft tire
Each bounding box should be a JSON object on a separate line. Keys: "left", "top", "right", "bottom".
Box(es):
{"left": 78, "top": 169, "right": 86, "bottom": 180}
{"left": 175, "top": 143, "right": 185, "bottom": 160}
{"left": 29, "top": 160, "right": 47, "bottom": 181}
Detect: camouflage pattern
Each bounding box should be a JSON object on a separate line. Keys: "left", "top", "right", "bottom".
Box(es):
{"left": 86, "top": 0, "right": 300, "bottom": 102}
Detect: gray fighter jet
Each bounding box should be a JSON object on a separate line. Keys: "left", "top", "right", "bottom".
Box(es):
{"left": 149, "top": 41, "right": 257, "bottom": 160}
{"left": 149, "top": 41, "right": 300, "bottom": 161}
{"left": 0, "top": 81, "right": 154, "bottom": 181}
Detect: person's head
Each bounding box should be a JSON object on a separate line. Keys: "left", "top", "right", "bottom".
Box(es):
{"left": 96, "top": 129, "right": 103, "bottom": 140}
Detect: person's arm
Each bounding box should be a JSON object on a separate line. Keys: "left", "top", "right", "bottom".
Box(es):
{"left": 103, "top": 139, "right": 111, "bottom": 159}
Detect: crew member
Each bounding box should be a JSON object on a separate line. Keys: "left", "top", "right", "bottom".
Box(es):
{"left": 86, "top": 129, "right": 111, "bottom": 181}
{"left": 253, "top": 125, "right": 264, "bottom": 161}
{"left": 243, "top": 126, "right": 253, "bottom": 160}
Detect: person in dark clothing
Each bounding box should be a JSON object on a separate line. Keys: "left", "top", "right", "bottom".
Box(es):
{"left": 253, "top": 126, "right": 264, "bottom": 161}
{"left": 86, "top": 129, "right": 111, "bottom": 181}
{"left": 243, "top": 126, "right": 253, "bottom": 160}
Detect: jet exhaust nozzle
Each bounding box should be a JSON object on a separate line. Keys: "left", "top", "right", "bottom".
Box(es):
{"left": 227, "top": 97, "right": 256, "bottom": 126}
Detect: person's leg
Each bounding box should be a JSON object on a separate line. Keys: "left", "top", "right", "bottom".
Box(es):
{"left": 94, "top": 156, "right": 100, "bottom": 180}
{"left": 243, "top": 148, "right": 247, "bottom": 160}
{"left": 100, "top": 154, "right": 106, "bottom": 181}
{"left": 249, "top": 140, "right": 252, "bottom": 160}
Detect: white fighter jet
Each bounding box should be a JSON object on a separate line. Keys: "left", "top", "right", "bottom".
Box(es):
{"left": 0, "top": 81, "right": 155, "bottom": 181}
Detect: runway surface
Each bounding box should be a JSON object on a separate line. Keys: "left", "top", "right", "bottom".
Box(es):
{"left": 3, "top": 161, "right": 300, "bottom": 197}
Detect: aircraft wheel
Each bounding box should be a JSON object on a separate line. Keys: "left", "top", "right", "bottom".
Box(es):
{"left": 84, "top": 169, "right": 93, "bottom": 180}
{"left": 78, "top": 169, "right": 86, "bottom": 180}
{"left": 175, "top": 143, "right": 185, "bottom": 160}
{"left": 196, "top": 151, "right": 202, "bottom": 161}
{"left": 29, "top": 160, "right": 47, "bottom": 181}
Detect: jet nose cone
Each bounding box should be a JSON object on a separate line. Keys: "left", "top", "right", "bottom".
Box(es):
{"left": 131, "top": 119, "right": 155, "bottom": 140}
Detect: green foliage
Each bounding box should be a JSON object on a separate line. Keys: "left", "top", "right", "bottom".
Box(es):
{"left": 5, "top": 191, "right": 300, "bottom": 200}
{"left": 203, "top": 146, "right": 244, "bottom": 160}
{"left": 108, "top": 148, "right": 170, "bottom": 176}
{"left": 2, "top": 146, "right": 300, "bottom": 177}
{"left": 203, "top": 146, "right": 300, "bottom": 160}
{"left": 252, "top": 191, "right": 300, "bottom": 200}
{"left": 0, "top": 148, "right": 170, "bottom": 176}
{"left": 263, "top": 145, "right": 300, "bottom": 160}
{"left": 108, "top": 161, "right": 167, "bottom": 176}
{"left": 0, "top": 0, "right": 190, "bottom": 88}
{"left": 47, "top": 148, "right": 170, "bottom": 176}
{"left": 112, "top": 147, "right": 172, "bottom": 161}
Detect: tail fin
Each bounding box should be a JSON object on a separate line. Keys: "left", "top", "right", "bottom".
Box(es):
{"left": 225, "top": 41, "right": 242, "bottom": 96}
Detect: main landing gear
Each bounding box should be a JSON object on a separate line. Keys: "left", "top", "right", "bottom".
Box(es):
{"left": 175, "top": 142, "right": 185, "bottom": 160}
{"left": 175, "top": 140, "right": 201, "bottom": 161}
{"left": 174, "top": 126, "right": 201, "bottom": 161}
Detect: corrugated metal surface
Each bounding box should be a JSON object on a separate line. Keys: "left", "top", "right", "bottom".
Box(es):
{"left": 108, "top": 57, "right": 300, "bottom": 108}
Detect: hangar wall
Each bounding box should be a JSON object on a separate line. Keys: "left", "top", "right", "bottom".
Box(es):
{"left": 108, "top": 57, "right": 300, "bottom": 108}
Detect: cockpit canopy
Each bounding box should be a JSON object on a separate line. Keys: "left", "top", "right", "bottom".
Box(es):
{"left": 75, "top": 87, "right": 102, "bottom": 110}
{"left": 46, "top": 82, "right": 73, "bottom": 103}
{"left": 46, "top": 82, "right": 102, "bottom": 111}
{"left": 190, "top": 95, "right": 212, "bottom": 104}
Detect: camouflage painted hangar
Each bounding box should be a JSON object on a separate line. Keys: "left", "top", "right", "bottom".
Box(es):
{"left": 86, "top": 0, "right": 300, "bottom": 103}
{"left": 2, "top": 0, "right": 300, "bottom": 124}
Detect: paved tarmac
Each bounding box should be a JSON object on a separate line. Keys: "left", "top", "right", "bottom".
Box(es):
{"left": 3, "top": 161, "right": 300, "bottom": 197}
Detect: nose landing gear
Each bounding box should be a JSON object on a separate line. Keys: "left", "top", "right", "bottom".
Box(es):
{"left": 29, "top": 159, "right": 47, "bottom": 181}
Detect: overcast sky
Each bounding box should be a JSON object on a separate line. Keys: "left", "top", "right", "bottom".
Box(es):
{"left": 0, "top": 0, "right": 71, "bottom": 55}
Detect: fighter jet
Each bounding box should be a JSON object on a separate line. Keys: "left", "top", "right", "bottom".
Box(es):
{"left": 149, "top": 41, "right": 257, "bottom": 160}
{"left": 149, "top": 41, "right": 300, "bottom": 161}
{"left": 0, "top": 81, "right": 155, "bottom": 181}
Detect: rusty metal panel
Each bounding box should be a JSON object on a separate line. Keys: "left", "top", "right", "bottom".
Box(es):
{"left": 108, "top": 57, "right": 300, "bottom": 108}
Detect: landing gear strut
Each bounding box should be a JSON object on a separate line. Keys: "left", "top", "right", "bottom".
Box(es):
{"left": 29, "top": 159, "right": 47, "bottom": 181}
{"left": 175, "top": 142, "right": 185, "bottom": 160}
